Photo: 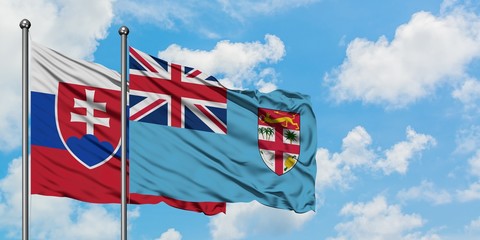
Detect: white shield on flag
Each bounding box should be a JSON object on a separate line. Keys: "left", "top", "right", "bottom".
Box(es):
{"left": 258, "top": 108, "right": 300, "bottom": 176}
{"left": 56, "top": 82, "right": 121, "bottom": 169}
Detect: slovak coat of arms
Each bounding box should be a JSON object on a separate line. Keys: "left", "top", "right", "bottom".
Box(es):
{"left": 56, "top": 82, "right": 121, "bottom": 169}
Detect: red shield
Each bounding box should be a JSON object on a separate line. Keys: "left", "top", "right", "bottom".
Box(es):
{"left": 56, "top": 82, "right": 121, "bottom": 169}
{"left": 258, "top": 108, "right": 300, "bottom": 175}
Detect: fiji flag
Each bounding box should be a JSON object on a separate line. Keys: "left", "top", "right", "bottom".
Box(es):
{"left": 129, "top": 48, "right": 317, "bottom": 213}
{"left": 30, "top": 42, "right": 225, "bottom": 215}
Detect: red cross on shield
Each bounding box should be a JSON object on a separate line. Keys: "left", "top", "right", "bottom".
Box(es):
{"left": 258, "top": 108, "right": 300, "bottom": 176}
{"left": 56, "top": 82, "right": 121, "bottom": 169}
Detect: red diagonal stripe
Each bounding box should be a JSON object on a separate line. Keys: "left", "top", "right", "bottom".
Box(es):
{"left": 187, "top": 69, "right": 202, "bottom": 78}
{"left": 194, "top": 104, "right": 227, "bottom": 133}
{"left": 130, "top": 99, "right": 166, "bottom": 121}
{"left": 130, "top": 48, "right": 158, "bottom": 73}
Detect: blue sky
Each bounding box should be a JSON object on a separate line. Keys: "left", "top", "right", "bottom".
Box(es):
{"left": 2, "top": 0, "right": 480, "bottom": 239}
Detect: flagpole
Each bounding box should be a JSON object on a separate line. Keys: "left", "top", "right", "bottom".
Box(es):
{"left": 119, "top": 25, "right": 129, "bottom": 240}
{"left": 20, "top": 18, "right": 31, "bottom": 240}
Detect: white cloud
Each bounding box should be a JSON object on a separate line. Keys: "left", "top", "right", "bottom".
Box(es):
{"left": 339, "top": 126, "right": 376, "bottom": 167}
{"left": 209, "top": 201, "right": 314, "bottom": 240}
{"left": 315, "top": 126, "right": 376, "bottom": 190}
{"left": 115, "top": 0, "right": 193, "bottom": 29}
{"left": 316, "top": 126, "right": 435, "bottom": 190}
{"left": 218, "top": 0, "right": 319, "bottom": 21}
{"left": 456, "top": 149, "right": 480, "bottom": 202}
{"left": 128, "top": 206, "right": 140, "bottom": 219}
{"left": 438, "top": 216, "right": 480, "bottom": 240}
{"left": 468, "top": 150, "right": 480, "bottom": 177}
{"left": 116, "top": 0, "right": 319, "bottom": 38}
{"left": 158, "top": 34, "right": 285, "bottom": 90}
{"left": 326, "top": 8, "right": 480, "bottom": 108}
{"left": 155, "top": 228, "right": 182, "bottom": 240}
{"left": 328, "top": 196, "right": 429, "bottom": 240}
{"left": 255, "top": 79, "right": 277, "bottom": 93}
{"left": 455, "top": 125, "right": 480, "bottom": 154}
{"left": 0, "top": 0, "right": 115, "bottom": 151}
{"left": 457, "top": 182, "right": 480, "bottom": 202}
{"left": 465, "top": 217, "right": 480, "bottom": 233}
{"left": 0, "top": 158, "right": 23, "bottom": 230}
{"left": 254, "top": 68, "right": 279, "bottom": 93}
{"left": 315, "top": 148, "right": 353, "bottom": 191}
{"left": 403, "top": 232, "right": 442, "bottom": 240}
{"left": 396, "top": 180, "right": 452, "bottom": 205}
{"left": 34, "top": 202, "right": 119, "bottom": 240}
{"left": 0, "top": 158, "right": 120, "bottom": 239}
{"left": 452, "top": 78, "right": 480, "bottom": 111}
{"left": 440, "top": 0, "right": 459, "bottom": 13}
{"left": 375, "top": 127, "right": 436, "bottom": 175}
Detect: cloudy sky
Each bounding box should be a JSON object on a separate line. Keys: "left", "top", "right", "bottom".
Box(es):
{"left": 2, "top": 0, "right": 480, "bottom": 239}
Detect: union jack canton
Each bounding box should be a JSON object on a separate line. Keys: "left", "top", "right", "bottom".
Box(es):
{"left": 129, "top": 47, "right": 227, "bottom": 134}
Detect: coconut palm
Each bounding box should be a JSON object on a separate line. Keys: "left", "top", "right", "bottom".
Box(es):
{"left": 265, "top": 127, "right": 275, "bottom": 140}
{"left": 258, "top": 127, "right": 266, "bottom": 139}
{"left": 284, "top": 130, "right": 298, "bottom": 144}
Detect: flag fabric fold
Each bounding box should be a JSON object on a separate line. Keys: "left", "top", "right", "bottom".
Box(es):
{"left": 129, "top": 47, "right": 317, "bottom": 213}
{"left": 30, "top": 42, "right": 225, "bottom": 215}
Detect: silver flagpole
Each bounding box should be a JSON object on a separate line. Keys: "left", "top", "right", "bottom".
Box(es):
{"left": 20, "top": 19, "right": 31, "bottom": 240}
{"left": 119, "top": 25, "right": 129, "bottom": 240}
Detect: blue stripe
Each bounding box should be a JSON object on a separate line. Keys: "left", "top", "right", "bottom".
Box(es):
{"left": 31, "top": 91, "right": 66, "bottom": 149}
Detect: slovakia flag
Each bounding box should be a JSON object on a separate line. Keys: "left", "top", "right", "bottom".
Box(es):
{"left": 30, "top": 42, "right": 225, "bottom": 215}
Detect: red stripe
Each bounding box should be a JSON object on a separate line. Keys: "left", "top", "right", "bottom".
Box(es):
{"left": 258, "top": 140, "right": 300, "bottom": 153}
{"left": 275, "top": 151, "right": 283, "bottom": 175}
{"left": 129, "top": 194, "right": 226, "bottom": 215}
{"left": 130, "top": 75, "right": 226, "bottom": 102}
{"left": 31, "top": 145, "right": 122, "bottom": 203}
{"left": 170, "top": 64, "right": 182, "bottom": 128}
{"left": 130, "top": 48, "right": 158, "bottom": 73}
{"left": 187, "top": 69, "right": 202, "bottom": 78}
{"left": 130, "top": 99, "right": 166, "bottom": 121}
{"left": 275, "top": 125, "right": 285, "bottom": 175}
{"left": 194, "top": 104, "right": 227, "bottom": 133}
{"left": 32, "top": 145, "right": 226, "bottom": 215}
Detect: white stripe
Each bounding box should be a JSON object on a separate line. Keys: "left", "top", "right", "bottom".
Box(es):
{"left": 129, "top": 90, "right": 171, "bottom": 119}
{"left": 183, "top": 97, "right": 226, "bottom": 108}
{"left": 130, "top": 47, "right": 168, "bottom": 74}
{"left": 130, "top": 69, "right": 171, "bottom": 80}
{"left": 130, "top": 100, "right": 168, "bottom": 121}
{"left": 31, "top": 41, "right": 120, "bottom": 94}
{"left": 183, "top": 98, "right": 226, "bottom": 134}
{"left": 129, "top": 53, "right": 152, "bottom": 77}
{"left": 130, "top": 69, "right": 225, "bottom": 90}
{"left": 181, "top": 70, "right": 224, "bottom": 88}
{"left": 130, "top": 48, "right": 225, "bottom": 89}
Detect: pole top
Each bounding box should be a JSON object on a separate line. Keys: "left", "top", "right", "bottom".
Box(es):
{"left": 118, "top": 26, "right": 129, "bottom": 36}
{"left": 19, "top": 19, "right": 31, "bottom": 29}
